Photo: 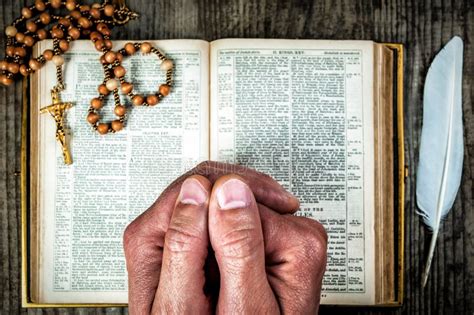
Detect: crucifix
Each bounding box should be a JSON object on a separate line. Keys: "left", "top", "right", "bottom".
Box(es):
{"left": 40, "top": 90, "right": 73, "bottom": 165}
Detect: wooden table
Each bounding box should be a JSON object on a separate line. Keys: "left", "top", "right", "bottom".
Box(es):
{"left": 1, "top": 0, "right": 472, "bottom": 314}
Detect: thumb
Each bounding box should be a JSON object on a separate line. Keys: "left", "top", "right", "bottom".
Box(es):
{"left": 154, "top": 175, "right": 211, "bottom": 314}
{"left": 208, "top": 175, "right": 279, "bottom": 314}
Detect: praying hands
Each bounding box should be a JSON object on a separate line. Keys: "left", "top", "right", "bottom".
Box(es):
{"left": 123, "top": 161, "right": 328, "bottom": 314}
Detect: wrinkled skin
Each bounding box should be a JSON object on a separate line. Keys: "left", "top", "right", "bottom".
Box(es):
{"left": 123, "top": 161, "right": 327, "bottom": 314}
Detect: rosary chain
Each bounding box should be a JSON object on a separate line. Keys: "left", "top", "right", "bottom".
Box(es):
{"left": 1, "top": 0, "right": 173, "bottom": 136}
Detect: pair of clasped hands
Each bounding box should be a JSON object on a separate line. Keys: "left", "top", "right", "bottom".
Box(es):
{"left": 124, "top": 162, "right": 328, "bottom": 314}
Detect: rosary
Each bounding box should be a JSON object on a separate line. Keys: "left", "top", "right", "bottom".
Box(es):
{"left": 0, "top": 0, "right": 174, "bottom": 164}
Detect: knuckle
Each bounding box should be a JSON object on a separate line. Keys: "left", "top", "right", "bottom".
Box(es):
{"left": 294, "top": 217, "right": 328, "bottom": 245}
{"left": 286, "top": 229, "right": 327, "bottom": 291}
{"left": 306, "top": 219, "right": 328, "bottom": 244}
{"left": 291, "top": 217, "right": 328, "bottom": 267}
{"left": 123, "top": 220, "right": 139, "bottom": 254}
{"left": 123, "top": 214, "right": 165, "bottom": 277}
{"left": 165, "top": 216, "right": 205, "bottom": 253}
{"left": 123, "top": 208, "right": 169, "bottom": 250}
{"left": 124, "top": 236, "right": 162, "bottom": 276}
{"left": 302, "top": 233, "right": 327, "bottom": 264}
{"left": 218, "top": 225, "right": 262, "bottom": 260}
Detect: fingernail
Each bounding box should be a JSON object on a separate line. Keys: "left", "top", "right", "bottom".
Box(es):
{"left": 217, "top": 178, "right": 252, "bottom": 210}
{"left": 178, "top": 178, "right": 208, "bottom": 206}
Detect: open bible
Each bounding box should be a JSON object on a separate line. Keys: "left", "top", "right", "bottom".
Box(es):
{"left": 24, "top": 39, "right": 404, "bottom": 307}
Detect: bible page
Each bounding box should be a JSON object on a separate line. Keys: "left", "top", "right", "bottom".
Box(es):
{"left": 210, "top": 39, "right": 375, "bottom": 305}
{"left": 33, "top": 39, "right": 209, "bottom": 303}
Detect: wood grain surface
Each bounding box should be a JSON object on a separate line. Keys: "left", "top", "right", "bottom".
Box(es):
{"left": 1, "top": 0, "right": 473, "bottom": 314}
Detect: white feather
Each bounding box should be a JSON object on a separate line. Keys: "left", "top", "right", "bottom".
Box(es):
{"left": 416, "top": 36, "right": 464, "bottom": 287}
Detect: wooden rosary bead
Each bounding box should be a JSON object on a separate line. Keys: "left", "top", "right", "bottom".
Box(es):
{"left": 90, "top": 97, "right": 102, "bottom": 109}
{"left": 51, "top": 27, "right": 64, "bottom": 39}
{"left": 160, "top": 59, "right": 173, "bottom": 71}
{"left": 111, "top": 120, "right": 123, "bottom": 131}
{"left": 87, "top": 112, "right": 99, "bottom": 124}
{"left": 8, "top": 63, "right": 19, "bottom": 74}
{"left": 70, "top": 10, "right": 82, "bottom": 20}
{"left": 19, "top": 64, "right": 29, "bottom": 76}
{"left": 14, "top": 47, "right": 27, "bottom": 57}
{"left": 104, "top": 51, "right": 116, "bottom": 63}
{"left": 59, "top": 40, "right": 69, "bottom": 52}
{"left": 6, "top": 46, "right": 14, "bottom": 56}
{"left": 79, "top": 4, "right": 90, "bottom": 12}
{"left": 104, "top": 39, "right": 113, "bottom": 49}
{"left": 5, "top": 26, "right": 17, "bottom": 37}
{"left": 26, "top": 21, "right": 37, "bottom": 33}
{"left": 69, "top": 27, "right": 81, "bottom": 40}
{"left": 140, "top": 42, "right": 152, "bottom": 54}
{"left": 97, "top": 123, "right": 109, "bottom": 135}
{"left": 132, "top": 95, "right": 144, "bottom": 105}
{"left": 15, "top": 32, "right": 25, "bottom": 43}
{"left": 114, "top": 65, "right": 126, "bottom": 78}
{"left": 24, "top": 35, "right": 35, "bottom": 47}
{"left": 94, "top": 39, "right": 104, "bottom": 51}
{"left": 29, "top": 59, "right": 41, "bottom": 71}
{"left": 121, "top": 82, "right": 133, "bottom": 94}
{"left": 21, "top": 7, "right": 33, "bottom": 19}
{"left": 50, "top": 0, "right": 62, "bottom": 9}
{"left": 35, "top": 0, "right": 46, "bottom": 11}
{"left": 104, "top": 4, "right": 115, "bottom": 17}
{"left": 114, "top": 105, "right": 126, "bottom": 116}
{"left": 78, "top": 17, "right": 92, "bottom": 29}
{"left": 124, "top": 42, "right": 135, "bottom": 55}
{"left": 116, "top": 53, "right": 123, "bottom": 62}
{"left": 90, "top": 8, "right": 101, "bottom": 19}
{"left": 147, "top": 95, "right": 159, "bottom": 106}
{"left": 159, "top": 84, "right": 170, "bottom": 96}
{"left": 39, "top": 12, "right": 51, "bottom": 25}
{"left": 43, "top": 50, "right": 54, "bottom": 60}
{"left": 89, "top": 31, "right": 102, "bottom": 42}
{"left": 97, "top": 23, "right": 111, "bottom": 36}
{"left": 0, "top": 75, "right": 13, "bottom": 86}
{"left": 37, "top": 29, "right": 47, "bottom": 40}
{"left": 101, "top": 27, "right": 111, "bottom": 37}
{"left": 65, "top": 0, "right": 76, "bottom": 11}
{"left": 97, "top": 40, "right": 112, "bottom": 50}
{"left": 106, "top": 78, "right": 119, "bottom": 91}
{"left": 52, "top": 55, "right": 64, "bottom": 66}
{"left": 1, "top": 61, "right": 9, "bottom": 71}
{"left": 58, "top": 18, "right": 72, "bottom": 28}
{"left": 98, "top": 84, "right": 109, "bottom": 95}
{"left": 96, "top": 23, "right": 108, "bottom": 34}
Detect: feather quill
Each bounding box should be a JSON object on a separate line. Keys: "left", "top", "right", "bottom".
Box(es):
{"left": 416, "top": 36, "right": 464, "bottom": 287}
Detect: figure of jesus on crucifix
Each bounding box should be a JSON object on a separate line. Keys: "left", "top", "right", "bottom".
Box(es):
{"left": 40, "top": 90, "right": 73, "bottom": 165}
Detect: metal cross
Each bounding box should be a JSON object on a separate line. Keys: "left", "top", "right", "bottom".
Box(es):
{"left": 40, "top": 90, "right": 73, "bottom": 165}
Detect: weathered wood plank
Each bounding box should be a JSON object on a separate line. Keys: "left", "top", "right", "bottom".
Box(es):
{"left": 0, "top": 0, "right": 472, "bottom": 314}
